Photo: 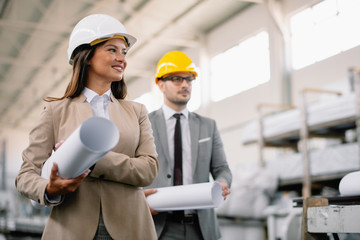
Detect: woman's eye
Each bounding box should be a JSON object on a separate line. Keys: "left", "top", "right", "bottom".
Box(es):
{"left": 108, "top": 48, "right": 116, "bottom": 53}
{"left": 122, "top": 50, "right": 128, "bottom": 56}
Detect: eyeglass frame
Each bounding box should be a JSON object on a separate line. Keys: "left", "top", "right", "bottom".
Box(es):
{"left": 158, "top": 75, "right": 196, "bottom": 85}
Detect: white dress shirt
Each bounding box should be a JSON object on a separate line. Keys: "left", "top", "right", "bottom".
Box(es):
{"left": 161, "top": 104, "right": 193, "bottom": 185}
{"left": 83, "top": 87, "right": 111, "bottom": 119}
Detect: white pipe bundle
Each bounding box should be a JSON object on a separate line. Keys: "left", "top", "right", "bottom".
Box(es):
{"left": 32, "top": 117, "right": 119, "bottom": 208}
{"left": 146, "top": 182, "right": 224, "bottom": 211}
{"left": 339, "top": 171, "right": 360, "bottom": 196}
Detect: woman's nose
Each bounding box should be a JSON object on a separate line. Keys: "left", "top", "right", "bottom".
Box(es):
{"left": 115, "top": 52, "right": 126, "bottom": 62}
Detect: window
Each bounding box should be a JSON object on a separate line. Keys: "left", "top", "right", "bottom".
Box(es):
{"left": 210, "top": 31, "right": 270, "bottom": 102}
{"left": 133, "top": 84, "right": 163, "bottom": 113}
{"left": 290, "top": 0, "right": 360, "bottom": 70}
{"left": 187, "top": 75, "right": 201, "bottom": 111}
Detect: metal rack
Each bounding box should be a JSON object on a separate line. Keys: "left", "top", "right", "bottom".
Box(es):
{"left": 249, "top": 68, "right": 360, "bottom": 239}
{"left": 293, "top": 196, "right": 360, "bottom": 239}
{"left": 256, "top": 103, "right": 296, "bottom": 167}
{"left": 299, "top": 88, "right": 343, "bottom": 198}
{"left": 246, "top": 68, "right": 360, "bottom": 196}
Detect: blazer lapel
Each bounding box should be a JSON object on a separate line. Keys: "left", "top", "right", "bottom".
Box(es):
{"left": 108, "top": 94, "right": 121, "bottom": 129}
{"left": 74, "top": 94, "right": 93, "bottom": 124}
{"left": 189, "top": 112, "right": 200, "bottom": 177}
{"left": 154, "top": 109, "right": 172, "bottom": 168}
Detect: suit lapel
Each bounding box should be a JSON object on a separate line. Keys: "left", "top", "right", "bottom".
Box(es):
{"left": 108, "top": 95, "right": 130, "bottom": 152}
{"left": 74, "top": 94, "right": 93, "bottom": 124}
{"left": 108, "top": 94, "right": 121, "bottom": 129}
{"left": 189, "top": 112, "right": 200, "bottom": 177}
{"left": 154, "top": 109, "right": 172, "bottom": 168}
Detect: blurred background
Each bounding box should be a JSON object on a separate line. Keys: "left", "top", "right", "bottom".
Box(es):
{"left": 1, "top": 0, "right": 360, "bottom": 239}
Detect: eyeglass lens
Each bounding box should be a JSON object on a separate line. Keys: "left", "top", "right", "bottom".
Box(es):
{"left": 163, "top": 76, "right": 195, "bottom": 84}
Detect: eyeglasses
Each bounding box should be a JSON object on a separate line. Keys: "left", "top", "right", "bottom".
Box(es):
{"left": 159, "top": 75, "right": 195, "bottom": 85}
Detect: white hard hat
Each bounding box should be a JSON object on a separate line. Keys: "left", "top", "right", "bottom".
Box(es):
{"left": 67, "top": 14, "right": 137, "bottom": 64}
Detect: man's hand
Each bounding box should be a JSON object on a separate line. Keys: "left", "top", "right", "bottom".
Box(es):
{"left": 219, "top": 182, "right": 231, "bottom": 200}
{"left": 144, "top": 189, "right": 158, "bottom": 215}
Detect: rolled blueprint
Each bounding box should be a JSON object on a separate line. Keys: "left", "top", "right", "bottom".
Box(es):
{"left": 339, "top": 171, "right": 360, "bottom": 196}
{"left": 32, "top": 117, "right": 119, "bottom": 208}
{"left": 146, "top": 182, "right": 224, "bottom": 211}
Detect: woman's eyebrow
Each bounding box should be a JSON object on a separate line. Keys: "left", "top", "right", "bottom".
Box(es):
{"left": 104, "top": 44, "right": 118, "bottom": 48}
{"left": 104, "top": 43, "right": 126, "bottom": 50}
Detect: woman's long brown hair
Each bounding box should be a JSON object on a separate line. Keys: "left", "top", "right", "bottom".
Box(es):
{"left": 44, "top": 43, "right": 127, "bottom": 102}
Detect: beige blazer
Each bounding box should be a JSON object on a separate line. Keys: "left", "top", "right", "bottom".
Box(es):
{"left": 16, "top": 94, "right": 159, "bottom": 240}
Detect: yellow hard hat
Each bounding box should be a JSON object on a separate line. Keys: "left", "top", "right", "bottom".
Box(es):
{"left": 155, "top": 51, "right": 198, "bottom": 84}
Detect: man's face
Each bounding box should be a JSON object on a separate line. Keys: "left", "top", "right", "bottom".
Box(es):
{"left": 158, "top": 71, "right": 194, "bottom": 108}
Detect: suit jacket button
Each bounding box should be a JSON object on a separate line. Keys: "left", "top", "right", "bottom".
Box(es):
{"left": 167, "top": 174, "right": 171, "bottom": 178}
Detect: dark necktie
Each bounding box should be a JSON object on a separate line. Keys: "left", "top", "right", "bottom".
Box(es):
{"left": 173, "top": 113, "right": 184, "bottom": 219}
{"left": 173, "top": 113, "right": 183, "bottom": 186}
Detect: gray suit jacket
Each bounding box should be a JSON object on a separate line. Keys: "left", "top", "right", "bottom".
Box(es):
{"left": 146, "top": 108, "right": 232, "bottom": 240}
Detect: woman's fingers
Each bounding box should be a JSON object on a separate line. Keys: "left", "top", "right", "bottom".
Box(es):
{"left": 47, "top": 164, "right": 90, "bottom": 197}
{"left": 54, "top": 140, "right": 64, "bottom": 151}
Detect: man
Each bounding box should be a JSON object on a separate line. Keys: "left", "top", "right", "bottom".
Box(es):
{"left": 144, "top": 51, "right": 232, "bottom": 240}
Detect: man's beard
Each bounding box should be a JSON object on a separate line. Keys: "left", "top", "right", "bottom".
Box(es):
{"left": 170, "top": 98, "right": 189, "bottom": 106}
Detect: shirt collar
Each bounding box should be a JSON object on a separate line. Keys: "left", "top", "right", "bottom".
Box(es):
{"left": 162, "top": 104, "right": 189, "bottom": 120}
{"left": 82, "top": 87, "right": 111, "bottom": 103}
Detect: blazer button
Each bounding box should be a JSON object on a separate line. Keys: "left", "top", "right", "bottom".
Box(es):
{"left": 167, "top": 174, "right": 171, "bottom": 178}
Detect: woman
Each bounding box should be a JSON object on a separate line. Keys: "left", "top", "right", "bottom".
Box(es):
{"left": 15, "top": 14, "right": 158, "bottom": 240}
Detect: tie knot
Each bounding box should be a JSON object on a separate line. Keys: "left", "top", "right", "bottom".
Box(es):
{"left": 173, "top": 113, "right": 182, "bottom": 120}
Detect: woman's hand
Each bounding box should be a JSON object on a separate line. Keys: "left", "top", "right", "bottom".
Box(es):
{"left": 45, "top": 162, "right": 90, "bottom": 198}
{"left": 45, "top": 140, "right": 90, "bottom": 198}
{"left": 143, "top": 189, "right": 158, "bottom": 215}
{"left": 54, "top": 140, "right": 64, "bottom": 150}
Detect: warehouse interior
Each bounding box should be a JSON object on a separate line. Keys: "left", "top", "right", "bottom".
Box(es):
{"left": 1, "top": 0, "right": 360, "bottom": 239}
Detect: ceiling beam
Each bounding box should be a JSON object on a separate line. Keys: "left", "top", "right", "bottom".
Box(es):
{"left": 0, "top": 19, "right": 71, "bottom": 34}
{"left": 237, "top": 0, "right": 263, "bottom": 2}
{"left": 154, "top": 37, "right": 199, "bottom": 48}
{"left": 0, "top": 56, "right": 44, "bottom": 67}
{"left": 130, "top": 0, "right": 206, "bottom": 55}
{"left": 0, "top": 0, "right": 10, "bottom": 18}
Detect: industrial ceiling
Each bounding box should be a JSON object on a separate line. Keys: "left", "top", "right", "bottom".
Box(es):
{"left": 0, "top": 0, "right": 256, "bottom": 132}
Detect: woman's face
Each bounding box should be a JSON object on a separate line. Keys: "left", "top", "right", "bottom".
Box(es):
{"left": 87, "top": 38, "right": 128, "bottom": 84}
